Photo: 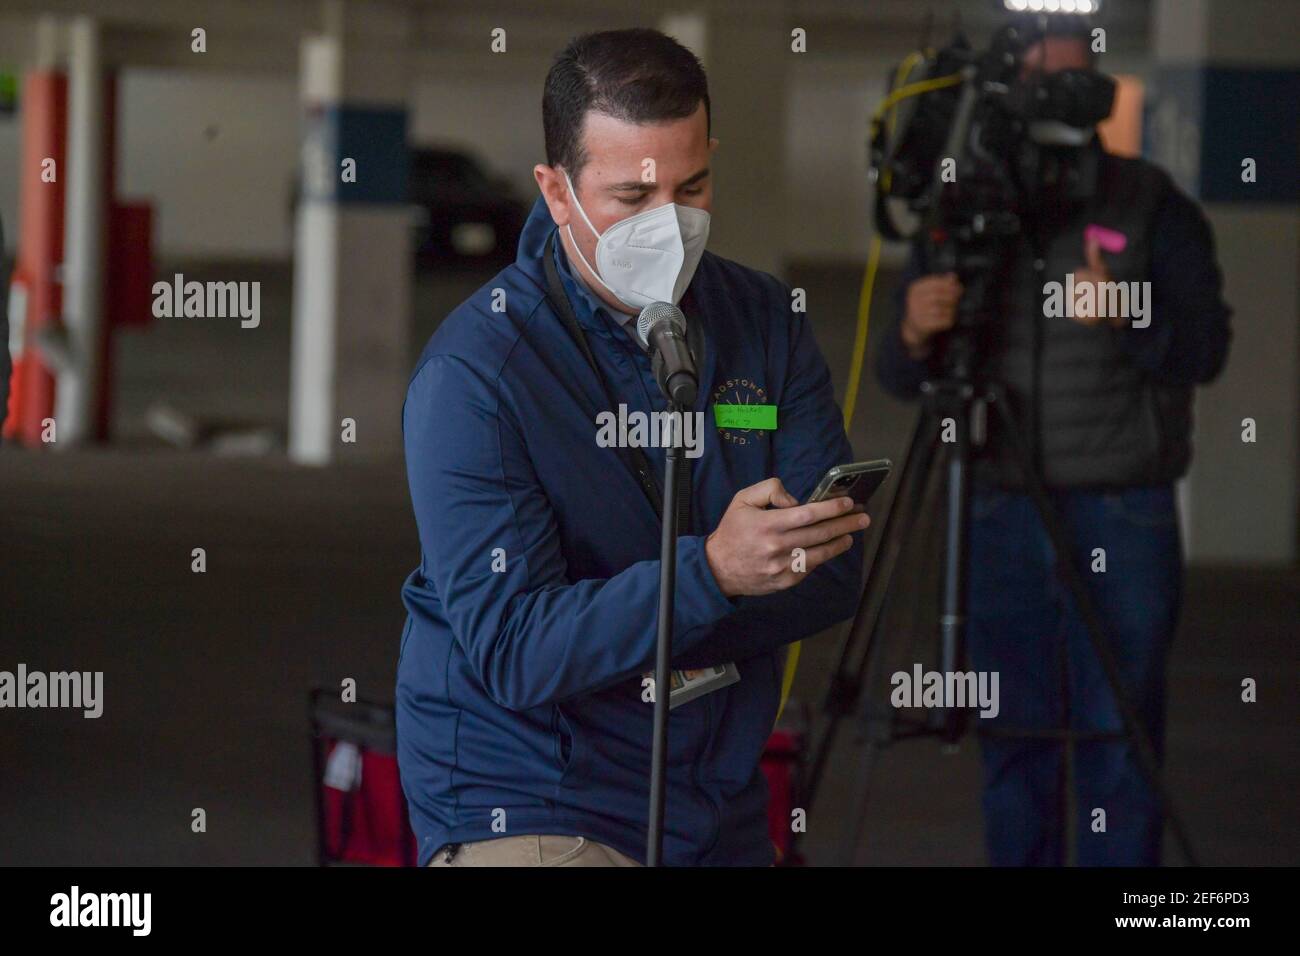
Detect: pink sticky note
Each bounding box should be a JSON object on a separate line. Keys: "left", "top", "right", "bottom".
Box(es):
{"left": 1085, "top": 224, "right": 1127, "bottom": 254}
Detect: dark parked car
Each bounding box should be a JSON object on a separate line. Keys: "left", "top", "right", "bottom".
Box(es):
{"left": 408, "top": 148, "right": 527, "bottom": 270}
{"left": 289, "top": 147, "right": 527, "bottom": 271}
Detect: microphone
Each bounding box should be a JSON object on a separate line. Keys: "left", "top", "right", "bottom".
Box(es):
{"left": 636, "top": 302, "right": 698, "bottom": 408}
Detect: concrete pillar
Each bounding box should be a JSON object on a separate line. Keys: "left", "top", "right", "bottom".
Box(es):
{"left": 661, "top": 3, "right": 789, "bottom": 279}
{"left": 35, "top": 15, "right": 60, "bottom": 68}
{"left": 289, "top": 0, "right": 411, "bottom": 464}
{"left": 1148, "top": 0, "right": 1299, "bottom": 563}
{"left": 53, "top": 16, "right": 106, "bottom": 448}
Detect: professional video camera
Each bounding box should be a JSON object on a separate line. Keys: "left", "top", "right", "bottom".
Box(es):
{"left": 800, "top": 0, "right": 1198, "bottom": 869}
{"left": 868, "top": 7, "right": 1116, "bottom": 332}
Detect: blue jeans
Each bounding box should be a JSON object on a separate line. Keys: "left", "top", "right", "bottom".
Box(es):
{"left": 966, "top": 483, "right": 1182, "bottom": 866}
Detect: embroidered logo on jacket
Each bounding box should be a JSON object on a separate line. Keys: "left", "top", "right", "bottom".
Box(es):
{"left": 713, "top": 378, "right": 769, "bottom": 446}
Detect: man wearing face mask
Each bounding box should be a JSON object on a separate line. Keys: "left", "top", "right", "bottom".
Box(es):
{"left": 398, "top": 28, "right": 867, "bottom": 867}
{"left": 877, "top": 20, "right": 1232, "bottom": 866}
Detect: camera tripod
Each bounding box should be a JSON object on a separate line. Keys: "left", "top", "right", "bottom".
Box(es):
{"left": 794, "top": 329, "right": 1200, "bottom": 866}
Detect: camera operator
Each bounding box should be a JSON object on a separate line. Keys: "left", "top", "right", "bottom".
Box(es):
{"left": 877, "top": 22, "right": 1232, "bottom": 866}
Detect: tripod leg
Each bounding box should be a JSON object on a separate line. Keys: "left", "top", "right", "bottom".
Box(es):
{"left": 836, "top": 725, "right": 888, "bottom": 866}
{"left": 1059, "top": 617, "right": 1076, "bottom": 867}
{"left": 804, "top": 406, "right": 942, "bottom": 811}
{"left": 987, "top": 389, "right": 1200, "bottom": 866}
{"left": 936, "top": 391, "right": 972, "bottom": 744}
{"left": 835, "top": 385, "right": 969, "bottom": 865}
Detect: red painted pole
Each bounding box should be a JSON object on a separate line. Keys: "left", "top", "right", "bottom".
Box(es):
{"left": 4, "top": 71, "right": 66, "bottom": 447}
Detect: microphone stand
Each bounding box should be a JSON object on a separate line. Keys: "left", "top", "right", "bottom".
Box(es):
{"left": 646, "top": 401, "right": 684, "bottom": 867}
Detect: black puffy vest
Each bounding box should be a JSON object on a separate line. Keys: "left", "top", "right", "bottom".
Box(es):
{"left": 976, "top": 149, "right": 1192, "bottom": 490}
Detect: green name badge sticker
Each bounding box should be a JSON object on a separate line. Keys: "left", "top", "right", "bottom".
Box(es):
{"left": 713, "top": 404, "right": 778, "bottom": 430}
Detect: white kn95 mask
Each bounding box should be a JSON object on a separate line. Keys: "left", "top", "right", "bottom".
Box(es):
{"left": 562, "top": 167, "right": 710, "bottom": 311}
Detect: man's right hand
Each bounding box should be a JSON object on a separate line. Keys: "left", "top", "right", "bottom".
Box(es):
{"left": 704, "top": 478, "right": 870, "bottom": 598}
{"left": 901, "top": 272, "right": 963, "bottom": 359}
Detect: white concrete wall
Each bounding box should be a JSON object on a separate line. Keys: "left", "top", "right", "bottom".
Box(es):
{"left": 107, "top": 70, "right": 543, "bottom": 260}
{"left": 785, "top": 54, "right": 889, "bottom": 265}
{"left": 117, "top": 69, "right": 299, "bottom": 259}
{"left": 408, "top": 75, "right": 540, "bottom": 200}
{"left": 0, "top": 61, "right": 914, "bottom": 262}
{"left": 1185, "top": 210, "right": 1299, "bottom": 564}
{"left": 0, "top": 110, "right": 20, "bottom": 252}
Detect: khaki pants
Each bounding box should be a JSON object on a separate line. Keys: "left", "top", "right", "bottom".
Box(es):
{"left": 426, "top": 835, "right": 643, "bottom": 867}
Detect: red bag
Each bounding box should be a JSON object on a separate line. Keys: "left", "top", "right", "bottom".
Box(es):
{"left": 761, "top": 703, "right": 809, "bottom": 866}
{"left": 310, "top": 689, "right": 418, "bottom": 866}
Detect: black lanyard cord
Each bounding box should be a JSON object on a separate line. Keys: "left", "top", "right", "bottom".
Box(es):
{"left": 542, "top": 231, "right": 694, "bottom": 534}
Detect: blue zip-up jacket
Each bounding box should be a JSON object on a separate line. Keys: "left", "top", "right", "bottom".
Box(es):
{"left": 397, "top": 196, "right": 863, "bottom": 866}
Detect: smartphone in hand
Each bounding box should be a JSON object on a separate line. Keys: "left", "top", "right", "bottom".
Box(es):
{"left": 805, "top": 459, "right": 892, "bottom": 508}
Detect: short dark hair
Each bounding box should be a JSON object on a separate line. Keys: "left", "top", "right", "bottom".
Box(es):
{"left": 543, "top": 28, "right": 710, "bottom": 183}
